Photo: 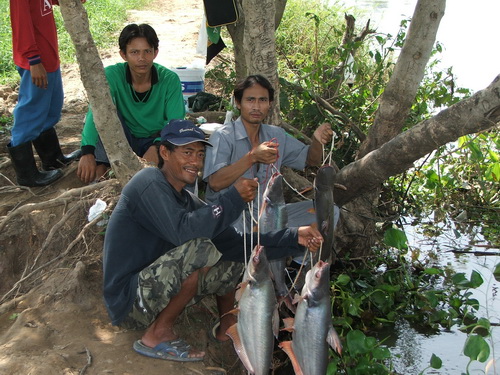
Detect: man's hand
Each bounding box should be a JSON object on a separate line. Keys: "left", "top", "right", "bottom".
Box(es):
{"left": 77, "top": 154, "right": 98, "bottom": 184}
{"left": 249, "top": 141, "right": 279, "bottom": 164}
{"left": 30, "top": 63, "right": 48, "bottom": 89}
{"left": 297, "top": 225, "right": 323, "bottom": 252}
{"left": 313, "top": 123, "right": 334, "bottom": 145}
{"left": 234, "top": 177, "right": 258, "bottom": 202}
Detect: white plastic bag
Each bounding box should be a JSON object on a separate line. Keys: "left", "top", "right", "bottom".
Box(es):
{"left": 88, "top": 198, "right": 108, "bottom": 226}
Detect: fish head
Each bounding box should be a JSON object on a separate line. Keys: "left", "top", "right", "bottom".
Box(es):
{"left": 246, "top": 245, "right": 271, "bottom": 283}
{"left": 259, "top": 172, "right": 287, "bottom": 232}
{"left": 314, "top": 165, "right": 336, "bottom": 189}
{"left": 262, "top": 172, "right": 284, "bottom": 205}
{"left": 302, "top": 260, "right": 331, "bottom": 301}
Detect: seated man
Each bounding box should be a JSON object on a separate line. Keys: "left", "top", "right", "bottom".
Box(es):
{"left": 77, "top": 23, "right": 185, "bottom": 184}
{"left": 103, "top": 119, "right": 323, "bottom": 362}
{"left": 203, "top": 74, "right": 337, "bottom": 233}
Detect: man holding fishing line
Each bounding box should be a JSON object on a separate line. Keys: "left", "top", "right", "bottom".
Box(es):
{"left": 203, "top": 74, "right": 336, "bottom": 233}
{"left": 103, "top": 119, "right": 323, "bottom": 362}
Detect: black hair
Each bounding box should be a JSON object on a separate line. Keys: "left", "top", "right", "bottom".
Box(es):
{"left": 119, "top": 24, "right": 159, "bottom": 53}
{"left": 233, "top": 74, "right": 275, "bottom": 103}
{"left": 157, "top": 141, "right": 176, "bottom": 168}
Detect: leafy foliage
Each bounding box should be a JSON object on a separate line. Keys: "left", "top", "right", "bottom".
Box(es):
{"left": 390, "top": 130, "right": 499, "bottom": 246}
{"left": 327, "top": 235, "right": 496, "bottom": 373}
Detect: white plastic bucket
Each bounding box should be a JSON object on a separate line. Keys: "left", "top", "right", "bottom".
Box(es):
{"left": 172, "top": 67, "right": 205, "bottom": 112}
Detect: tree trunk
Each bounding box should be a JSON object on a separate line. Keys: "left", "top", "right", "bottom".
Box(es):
{"left": 242, "top": 0, "right": 280, "bottom": 123}
{"left": 334, "top": 76, "right": 500, "bottom": 207}
{"left": 58, "top": 0, "right": 142, "bottom": 187}
{"left": 227, "top": 1, "right": 247, "bottom": 81}
{"left": 335, "top": 0, "right": 446, "bottom": 257}
{"left": 227, "top": 0, "right": 287, "bottom": 125}
{"left": 358, "top": 0, "right": 446, "bottom": 157}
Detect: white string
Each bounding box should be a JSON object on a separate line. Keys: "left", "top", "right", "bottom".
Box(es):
{"left": 243, "top": 208, "right": 248, "bottom": 268}
{"left": 256, "top": 182, "right": 261, "bottom": 246}
{"left": 249, "top": 200, "right": 254, "bottom": 252}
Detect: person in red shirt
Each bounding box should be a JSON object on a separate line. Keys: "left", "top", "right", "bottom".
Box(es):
{"left": 7, "top": 0, "right": 83, "bottom": 187}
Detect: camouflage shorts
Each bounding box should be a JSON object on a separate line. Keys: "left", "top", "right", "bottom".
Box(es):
{"left": 120, "top": 238, "right": 244, "bottom": 330}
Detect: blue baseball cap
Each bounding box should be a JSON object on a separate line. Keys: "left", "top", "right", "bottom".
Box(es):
{"left": 160, "top": 119, "right": 212, "bottom": 147}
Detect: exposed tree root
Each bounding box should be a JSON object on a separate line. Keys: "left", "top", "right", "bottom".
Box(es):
{"left": 0, "top": 179, "right": 121, "bottom": 305}
{"left": 0, "top": 179, "right": 118, "bottom": 232}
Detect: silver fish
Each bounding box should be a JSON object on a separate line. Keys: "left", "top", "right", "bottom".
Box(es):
{"left": 259, "top": 172, "right": 294, "bottom": 310}
{"left": 313, "top": 165, "right": 336, "bottom": 263}
{"left": 226, "top": 245, "right": 278, "bottom": 375}
{"left": 280, "top": 260, "right": 342, "bottom": 375}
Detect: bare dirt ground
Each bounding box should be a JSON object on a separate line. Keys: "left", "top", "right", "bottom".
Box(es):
{"left": 0, "top": 0, "right": 246, "bottom": 374}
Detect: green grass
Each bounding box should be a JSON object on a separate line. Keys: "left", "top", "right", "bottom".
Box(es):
{"left": 0, "top": 0, "right": 148, "bottom": 85}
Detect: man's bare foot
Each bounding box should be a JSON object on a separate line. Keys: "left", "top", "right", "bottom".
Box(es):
{"left": 133, "top": 338, "right": 205, "bottom": 361}
{"left": 214, "top": 314, "right": 237, "bottom": 342}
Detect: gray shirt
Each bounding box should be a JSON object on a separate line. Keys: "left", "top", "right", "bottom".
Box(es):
{"left": 203, "top": 117, "right": 309, "bottom": 232}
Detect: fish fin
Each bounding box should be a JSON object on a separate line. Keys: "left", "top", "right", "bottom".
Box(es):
{"left": 292, "top": 294, "right": 304, "bottom": 305}
{"left": 235, "top": 280, "right": 249, "bottom": 301}
{"left": 226, "top": 323, "right": 255, "bottom": 373}
{"left": 224, "top": 308, "right": 239, "bottom": 317}
{"left": 279, "top": 341, "right": 304, "bottom": 375}
{"left": 281, "top": 317, "right": 294, "bottom": 331}
{"left": 272, "top": 306, "right": 280, "bottom": 339}
{"left": 299, "top": 186, "right": 313, "bottom": 194}
{"left": 327, "top": 325, "right": 343, "bottom": 356}
{"left": 281, "top": 294, "right": 297, "bottom": 314}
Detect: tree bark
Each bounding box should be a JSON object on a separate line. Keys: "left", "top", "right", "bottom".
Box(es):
{"left": 334, "top": 0, "right": 446, "bottom": 256}
{"left": 358, "top": 0, "right": 446, "bottom": 158}
{"left": 58, "top": 0, "right": 142, "bottom": 187}
{"left": 334, "top": 76, "right": 500, "bottom": 207}
{"left": 227, "top": 0, "right": 287, "bottom": 125}
{"left": 227, "top": 0, "right": 247, "bottom": 81}
{"left": 242, "top": 0, "right": 281, "bottom": 123}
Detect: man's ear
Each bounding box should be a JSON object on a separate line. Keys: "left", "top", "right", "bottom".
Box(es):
{"left": 159, "top": 144, "right": 170, "bottom": 161}
{"left": 119, "top": 49, "right": 127, "bottom": 61}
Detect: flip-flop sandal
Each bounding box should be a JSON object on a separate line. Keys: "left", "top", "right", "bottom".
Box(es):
{"left": 133, "top": 339, "right": 204, "bottom": 362}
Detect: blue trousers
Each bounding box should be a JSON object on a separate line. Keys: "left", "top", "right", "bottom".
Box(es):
{"left": 11, "top": 67, "right": 63, "bottom": 147}
{"left": 94, "top": 112, "right": 159, "bottom": 165}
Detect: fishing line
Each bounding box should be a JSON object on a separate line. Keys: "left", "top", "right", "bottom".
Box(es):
{"left": 243, "top": 209, "right": 248, "bottom": 268}
{"left": 317, "top": 239, "right": 323, "bottom": 261}
{"left": 286, "top": 248, "right": 309, "bottom": 296}
{"left": 256, "top": 182, "right": 261, "bottom": 246}
{"left": 248, "top": 201, "right": 254, "bottom": 251}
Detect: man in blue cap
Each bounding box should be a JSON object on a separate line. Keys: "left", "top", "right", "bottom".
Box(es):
{"left": 103, "top": 119, "right": 324, "bottom": 362}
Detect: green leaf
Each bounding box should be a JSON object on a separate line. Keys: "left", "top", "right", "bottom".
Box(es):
{"left": 469, "top": 270, "right": 484, "bottom": 288}
{"left": 372, "top": 346, "right": 391, "bottom": 360}
{"left": 475, "top": 318, "right": 491, "bottom": 331}
{"left": 336, "top": 274, "right": 351, "bottom": 286}
{"left": 463, "top": 335, "right": 490, "bottom": 362}
{"left": 423, "top": 267, "right": 442, "bottom": 275}
{"left": 326, "top": 361, "right": 337, "bottom": 374}
{"left": 383, "top": 227, "right": 408, "bottom": 250}
{"left": 376, "top": 284, "right": 401, "bottom": 293}
{"left": 430, "top": 353, "right": 443, "bottom": 369}
{"left": 493, "top": 263, "right": 500, "bottom": 282}
{"left": 346, "top": 330, "right": 371, "bottom": 355}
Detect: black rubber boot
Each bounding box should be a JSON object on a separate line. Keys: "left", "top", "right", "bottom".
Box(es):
{"left": 7, "top": 141, "right": 63, "bottom": 187}
{"left": 32, "top": 127, "right": 82, "bottom": 170}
